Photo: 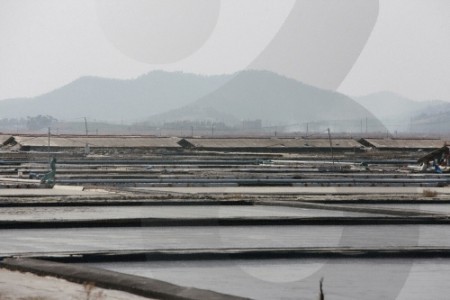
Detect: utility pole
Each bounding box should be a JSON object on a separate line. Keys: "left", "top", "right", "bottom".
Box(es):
{"left": 306, "top": 122, "right": 309, "bottom": 138}
{"left": 47, "top": 127, "right": 51, "bottom": 163}
{"left": 365, "top": 117, "right": 368, "bottom": 134}
{"left": 327, "top": 128, "right": 334, "bottom": 166}
{"left": 84, "top": 117, "right": 88, "bottom": 136}
{"left": 409, "top": 117, "right": 412, "bottom": 134}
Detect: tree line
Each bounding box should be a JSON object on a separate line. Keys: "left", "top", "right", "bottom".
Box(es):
{"left": 0, "top": 115, "right": 57, "bottom": 130}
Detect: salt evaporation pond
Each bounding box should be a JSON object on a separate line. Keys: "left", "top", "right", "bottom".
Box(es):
{"left": 87, "top": 258, "right": 450, "bottom": 300}
{"left": 356, "top": 203, "right": 450, "bottom": 215}
{"left": 0, "top": 205, "right": 384, "bottom": 221}
{"left": 0, "top": 225, "right": 446, "bottom": 254}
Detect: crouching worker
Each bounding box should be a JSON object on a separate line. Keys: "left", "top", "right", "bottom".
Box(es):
{"left": 40, "top": 157, "right": 56, "bottom": 185}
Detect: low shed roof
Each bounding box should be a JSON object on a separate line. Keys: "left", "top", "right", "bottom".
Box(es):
{"left": 12, "top": 136, "right": 182, "bottom": 148}
{"left": 182, "top": 138, "right": 362, "bottom": 149}
{"left": 361, "top": 138, "right": 444, "bottom": 149}
{"left": 274, "top": 138, "right": 362, "bottom": 148}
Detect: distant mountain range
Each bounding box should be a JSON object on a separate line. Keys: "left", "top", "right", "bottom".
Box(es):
{"left": 0, "top": 70, "right": 387, "bottom": 132}
{"left": 150, "top": 70, "right": 385, "bottom": 132}
{"left": 354, "top": 92, "right": 450, "bottom": 133}
{"left": 0, "top": 71, "right": 231, "bottom": 122}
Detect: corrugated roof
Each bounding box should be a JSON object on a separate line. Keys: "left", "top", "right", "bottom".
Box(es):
{"left": 12, "top": 136, "right": 181, "bottom": 148}
{"left": 362, "top": 138, "right": 444, "bottom": 149}
{"left": 185, "top": 138, "right": 276, "bottom": 148}
{"left": 9, "top": 135, "right": 444, "bottom": 150}
{"left": 273, "top": 138, "right": 362, "bottom": 148}
{"left": 183, "top": 138, "right": 362, "bottom": 149}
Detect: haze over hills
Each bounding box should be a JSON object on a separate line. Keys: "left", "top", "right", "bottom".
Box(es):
{"left": 149, "top": 70, "right": 385, "bottom": 132}
{"left": 0, "top": 71, "right": 232, "bottom": 122}
{"left": 0, "top": 70, "right": 385, "bottom": 133}
{"left": 354, "top": 92, "right": 450, "bottom": 133}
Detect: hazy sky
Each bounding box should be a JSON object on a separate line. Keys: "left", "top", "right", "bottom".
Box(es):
{"left": 0, "top": 0, "right": 449, "bottom": 101}
{"left": 339, "top": 0, "right": 450, "bottom": 101}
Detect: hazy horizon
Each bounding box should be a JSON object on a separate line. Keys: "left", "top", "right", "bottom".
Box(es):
{"left": 0, "top": 68, "right": 447, "bottom": 104}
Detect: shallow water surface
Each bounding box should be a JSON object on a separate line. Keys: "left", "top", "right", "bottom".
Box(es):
{"left": 1, "top": 224, "right": 447, "bottom": 254}
{"left": 88, "top": 258, "right": 450, "bottom": 300}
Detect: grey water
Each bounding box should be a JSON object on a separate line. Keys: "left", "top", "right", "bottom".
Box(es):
{"left": 0, "top": 225, "right": 446, "bottom": 254}
{"left": 358, "top": 203, "right": 450, "bottom": 215}
{"left": 87, "top": 258, "right": 450, "bottom": 300}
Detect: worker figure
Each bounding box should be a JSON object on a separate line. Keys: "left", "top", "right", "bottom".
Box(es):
{"left": 40, "top": 157, "right": 57, "bottom": 184}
